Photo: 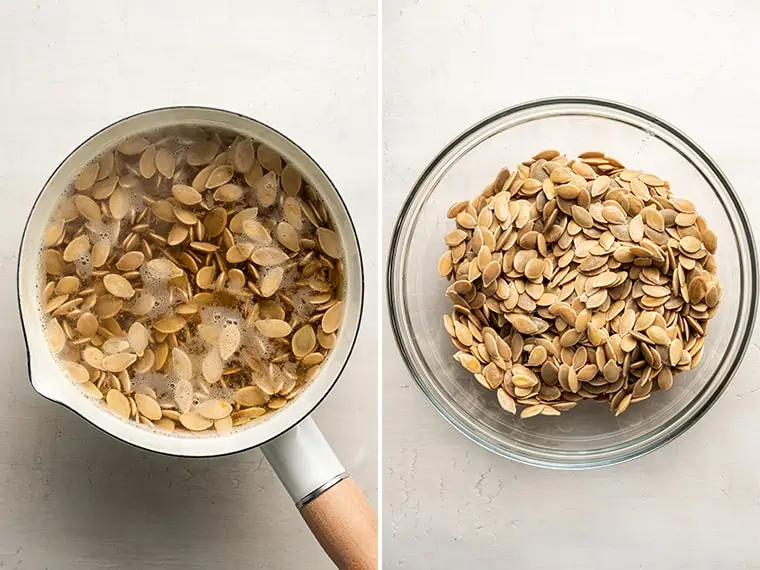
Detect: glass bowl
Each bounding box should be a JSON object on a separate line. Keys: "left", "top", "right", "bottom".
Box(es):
{"left": 387, "top": 97, "right": 758, "bottom": 469}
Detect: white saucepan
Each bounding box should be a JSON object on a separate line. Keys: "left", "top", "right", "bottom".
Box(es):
{"left": 17, "top": 107, "right": 377, "bottom": 569}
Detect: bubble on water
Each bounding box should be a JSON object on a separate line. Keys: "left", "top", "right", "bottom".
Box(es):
{"left": 172, "top": 170, "right": 189, "bottom": 186}
{"left": 200, "top": 306, "right": 243, "bottom": 329}
{"left": 208, "top": 381, "right": 234, "bottom": 402}
{"left": 290, "top": 286, "right": 317, "bottom": 323}
{"left": 75, "top": 252, "right": 92, "bottom": 280}
{"left": 128, "top": 189, "right": 146, "bottom": 212}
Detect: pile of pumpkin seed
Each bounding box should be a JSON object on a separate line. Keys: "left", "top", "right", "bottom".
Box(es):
{"left": 41, "top": 125, "right": 344, "bottom": 434}
{"left": 438, "top": 150, "right": 720, "bottom": 418}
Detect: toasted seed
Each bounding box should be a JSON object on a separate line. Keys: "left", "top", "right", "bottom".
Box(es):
{"left": 646, "top": 326, "right": 670, "bottom": 345}
{"left": 615, "top": 393, "right": 633, "bottom": 416}
{"left": 201, "top": 207, "right": 227, "bottom": 238}
{"left": 520, "top": 404, "right": 545, "bottom": 419}
{"left": 439, "top": 150, "right": 720, "bottom": 419}
{"left": 702, "top": 229, "right": 717, "bottom": 253}
{"left": 82, "top": 346, "right": 105, "bottom": 369}
{"left": 640, "top": 173, "right": 664, "bottom": 187}
{"left": 658, "top": 367, "right": 674, "bottom": 391}
{"left": 196, "top": 265, "right": 216, "bottom": 290}
{"left": 669, "top": 338, "right": 684, "bottom": 365}
{"left": 497, "top": 388, "right": 517, "bottom": 414}
{"left": 680, "top": 236, "right": 702, "bottom": 254}
{"left": 571, "top": 205, "right": 593, "bottom": 229}
{"left": 456, "top": 352, "right": 482, "bottom": 374}
{"left": 527, "top": 346, "right": 547, "bottom": 366}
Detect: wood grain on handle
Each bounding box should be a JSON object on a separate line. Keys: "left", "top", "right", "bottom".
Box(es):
{"left": 299, "top": 477, "right": 378, "bottom": 570}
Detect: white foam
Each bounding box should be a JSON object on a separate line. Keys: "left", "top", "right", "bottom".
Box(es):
{"left": 75, "top": 252, "right": 92, "bottom": 280}
{"left": 138, "top": 261, "right": 178, "bottom": 317}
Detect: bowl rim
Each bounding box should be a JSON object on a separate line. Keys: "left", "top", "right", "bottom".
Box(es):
{"left": 386, "top": 96, "right": 759, "bottom": 469}
{"left": 18, "top": 105, "right": 365, "bottom": 458}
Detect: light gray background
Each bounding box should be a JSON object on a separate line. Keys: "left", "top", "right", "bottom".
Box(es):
{"left": 0, "top": 2, "right": 377, "bottom": 569}
{"left": 383, "top": 1, "right": 760, "bottom": 569}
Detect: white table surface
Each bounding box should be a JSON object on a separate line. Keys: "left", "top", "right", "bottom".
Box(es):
{"left": 383, "top": 1, "right": 760, "bottom": 568}
{"left": 0, "top": 2, "right": 377, "bottom": 569}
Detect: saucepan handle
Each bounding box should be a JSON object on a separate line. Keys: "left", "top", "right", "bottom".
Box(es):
{"left": 261, "top": 416, "right": 378, "bottom": 570}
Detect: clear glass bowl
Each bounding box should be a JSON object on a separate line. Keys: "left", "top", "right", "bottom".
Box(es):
{"left": 387, "top": 97, "right": 758, "bottom": 468}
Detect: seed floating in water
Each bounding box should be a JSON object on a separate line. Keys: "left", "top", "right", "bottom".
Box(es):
{"left": 39, "top": 125, "right": 346, "bottom": 433}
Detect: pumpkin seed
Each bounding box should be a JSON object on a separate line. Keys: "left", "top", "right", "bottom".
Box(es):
{"left": 440, "top": 150, "right": 720, "bottom": 419}
{"left": 205, "top": 165, "right": 234, "bottom": 188}
{"left": 179, "top": 411, "right": 213, "bottom": 431}
{"left": 135, "top": 393, "right": 162, "bottom": 420}
{"left": 196, "top": 399, "right": 232, "bottom": 420}
{"left": 256, "top": 319, "right": 292, "bottom": 338}
{"left": 40, "top": 125, "right": 345, "bottom": 433}
{"left": 103, "top": 274, "right": 135, "bottom": 299}
{"left": 250, "top": 247, "right": 288, "bottom": 266}
{"left": 106, "top": 389, "right": 131, "bottom": 418}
